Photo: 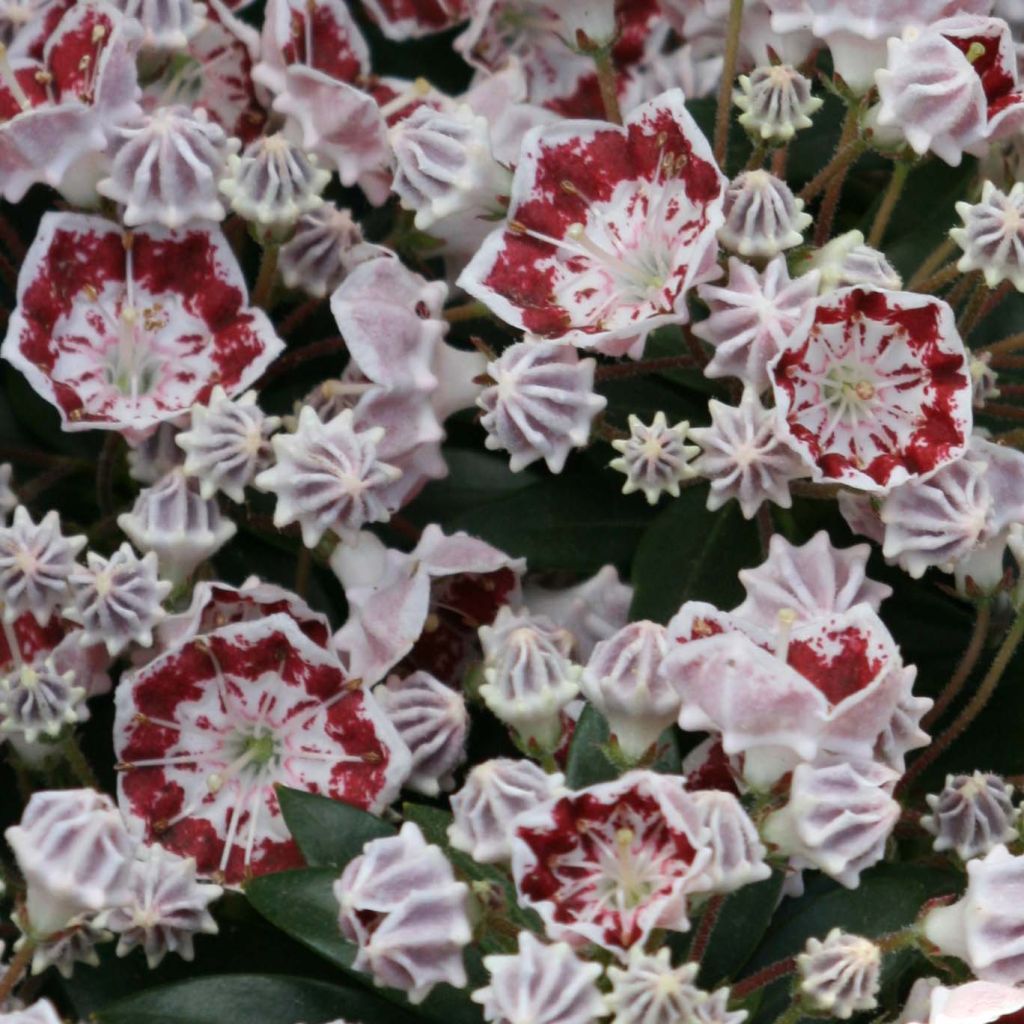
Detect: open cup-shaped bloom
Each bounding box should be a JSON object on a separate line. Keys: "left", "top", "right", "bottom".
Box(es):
{"left": 2, "top": 213, "right": 284, "bottom": 441}
{"left": 114, "top": 614, "right": 411, "bottom": 885}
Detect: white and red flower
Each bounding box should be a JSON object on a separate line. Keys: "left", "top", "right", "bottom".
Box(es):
{"left": 361, "top": 0, "right": 469, "bottom": 40}
{"left": 770, "top": 287, "right": 972, "bottom": 493}
{"left": 2, "top": 213, "right": 284, "bottom": 440}
{"left": 114, "top": 614, "right": 411, "bottom": 885}
{"left": 458, "top": 89, "right": 725, "bottom": 355}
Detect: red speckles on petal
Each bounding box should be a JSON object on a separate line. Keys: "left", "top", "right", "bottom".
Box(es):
{"left": 787, "top": 625, "right": 882, "bottom": 705}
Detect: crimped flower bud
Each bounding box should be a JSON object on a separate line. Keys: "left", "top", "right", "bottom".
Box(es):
{"left": 691, "top": 789, "right": 770, "bottom": 893}
{"left": 797, "top": 929, "right": 881, "bottom": 1019}
{"left": 952, "top": 181, "right": 1024, "bottom": 291}
{"left": 6, "top": 789, "right": 135, "bottom": 936}
{"left": 117, "top": 469, "right": 237, "bottom": 584}
{"left": 923, "top": 773, "right": 1019, "bottom": 862}
{"left": 610, "top": 413, "right": 698, "bottom": 505}
{"left": 0, "top": 658, "right": 87, "bottom": 745}
{"left": 478, "top": 607, "right": 581, "bottom": 750}
{"left": 579, "top": 620, "right": 677, "bottom": 759}
{"left": 805, "top": 230, "right": 901, "bottom": 292}
{"left": 718, "top": 171, "right": 811, "bottom": 258}
{"left": 735, "top": 65, "right": 822, "bottom": 142}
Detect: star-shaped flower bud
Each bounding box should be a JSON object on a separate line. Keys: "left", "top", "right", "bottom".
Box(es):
{"left": 952, "top": 180, "right": 1024, "bottom": 290}
{"left": 478, "top": 340, "right": 606, "bottom": 474}
{"left": 97, "top": 105, "right": 238, "bottom": 228}
{"left": 0, "top": 656, "right": 86, "bottom": 744}
{"left": 220, "top": 133, "right": 330, "bottom": 229}
{"left": 797, "top": 929, "right": 881, "bottom": 1019}
{"left": 610, "top": 412, "right": 698, "bottom": 505}
{"left": 255, "top": 406, "right": 402, "bottom": 549}
{"left": 473, "top": 931, "right": 604, "bottom": 1024}
{"left": 735, "top": 64, "right": 822, "bottom": 142}
{"left": 805, "top": 230, "right": 902, "bottom": 293}
{"left": 177, "top": 387, "right": 280, "bottom": 503}
{"left": 718, "top": 170, "right": 811, "bottom": 259}
{"left": 0, "top": 507, "right": 85, "bottom": 625}
{"left": 335, "top": 822, "right": 471, "bottom": 1004}
{"left": 100, "top": 844, "right": 221, "bottom": 968}
{"left": 690, "top": 388, "right": 807, "bottom": 519}
{"left": 923, "top": 772, "right": 1020, "bottom": 862}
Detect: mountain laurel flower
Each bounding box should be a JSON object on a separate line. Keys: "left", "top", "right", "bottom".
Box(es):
{"left": 0, "top": 507, "right": 85, "bottom": 625}
{"left": 579, "top": 620, "right": 679, "bottom": 760}
{"left": 67, "top": 544, "right": 171, "bottom": 656}
{"left": 377, "top": 671, "right": 469, "bottom": 797}
{"left": 0, "top": 657, "right": 87, "bottom": 745}
{"left": 220, "top": 133, "right": 331, "bottom": 229}
{"left": 610, "top": 412, "right": 699, "bottom": 505}
{"left": 6, "top": 788, "right": 135, "bottom": 937}
{"left": 735, "top": 64, "right": 823, "bottom": 141}
{"left": 96, "top": 105, "right": 238, "bottom": 228}
{"left": 255, "top": 407, "right": 403, "bottom": 549}
{"left": 925, "top": 845, "right": 1024, "bottom": 984}
{"left": 478, "top": 340, "right": 606, "bottom": 474}
{"left": 177, "top": 388, "right": 280, "bottom": 503}
{"left": 117, "top": 469, "right": 237, "bottom": 584}
{"left": 606, "top": 951, "right": 706, "bottom": 1024}
{"left": 690, "top": 788, "right": 771, "bottom": 893}
{"left": 803, "top": 229, "right": 902, "bottom": 293}
{"left": 473, "top": 931, "right": 605, "bottom": 1024}
{"left": 100, "top": 844, "right": 221, "bottom": 968}
{"left": 449, "top": 758, "right": 565, "bottom": 864}
{"left": 335, "top": 822, "right": 472, "bottom": 1004}
{"left": 797, "top": 929, "right": 882, "bottom": 1019}
{"left": 922, "top": 773, "right": 1020, "bottom": 862}
{"left": 478, "top": 606, "right": 581, "bottom": 751}
{"left": 718, "top": 170, "right": 812, "bottom": 259}
{"left": 952, "top": 180, "right": 1024, "bottom": 291}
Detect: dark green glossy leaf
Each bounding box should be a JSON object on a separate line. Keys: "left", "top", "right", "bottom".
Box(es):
{"left": 276, "top": 786, "right": 396, "bottom": 868}
{"left": 629, "top": 488, "right": 762, "bottom": 623}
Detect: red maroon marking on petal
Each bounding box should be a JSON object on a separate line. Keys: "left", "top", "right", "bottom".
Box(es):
{"left": 786, "top": 626, "right": 882, "bottom": 706}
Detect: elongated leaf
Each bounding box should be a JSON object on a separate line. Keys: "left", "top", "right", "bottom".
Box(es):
{"left": 96, "top": 975, "right": 414, "bottom": 1024}
{"left": 276, "top": 786, "right": 396, "bottom": 868}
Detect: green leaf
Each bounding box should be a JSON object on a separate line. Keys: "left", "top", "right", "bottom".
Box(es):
{"left": 95, "top": 975, "right": 414, "bottom": 1024}
{"left": 629, "top": 487, "right": 762, "bottom": 623}
{"left": 276, "top": 786, "right": 396, "bottom": 868}
{"left": 246, "top": 869, "right": 484, "bottom": 1024}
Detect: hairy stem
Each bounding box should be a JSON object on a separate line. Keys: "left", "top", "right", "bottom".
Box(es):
{"left": 714, "top": 0, "right": 744, "bottom": 167}
{"left": 252, "top": 244, "right": 279, "bottom": 309}
{"left": 593, "top": 47, "right": 622, "bottom": 125}
{"left": 867, "top": 159, "right": 911, "bottom": 248}
{"left": 922, "top": 602, "right": 992, "bottom": 729}
{"left": 0, "top": 940, "right": 35, "bottom": 1006}
{"left": 907, "top": 237, "right": 959, "bottom": 291}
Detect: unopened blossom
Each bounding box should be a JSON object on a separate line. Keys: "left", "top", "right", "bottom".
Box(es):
{"left": 332, "top": 526, "right": 523, "bottom": 686}
{"left": 610, "top": 412, "right": 699, "bottom": 505}
{"left": 478, "top": 606, "right": 581, "bottom": 750}
{"left": 1, "top": 214, "right": 284, "bottom": 439}
{"left": 255, "top": 407, "right": 402, "bottom": 549}
{"left": 718, "top": 170, "right": 811, "bottom": 259}
{"left": 690, "top": 388, "right": 807, "bottom": 519}
{"left": 449, "top": 758, "right": 565, "bottom": 864}
{"left": 118, "top": 469, "right": 237, "bottom": 584}
{"left": 606, "top": 951, "right": 706, "bottom": 1024}
{"left": 177, "top": 388, "right": 280, "bottom": 503}
{"left": 952, "top": 180, "right": 1024, "bottom": 290}
{"left": 473, "top": 931, "right": 604, "bottom": 1024}
{"left": 458, "top": 89, "right": 725, "bottom": 354}
{"left": 478, "top": 340, "right": 606, "bottom": 474}
{"left": 279, "top": 204, "right": 391, "bottom": 298}
{"left": 878, "top": 437, "right": 1024, "bottom": 590}
{"left": 735, "top": 64, "right": 823, "bottom": 141}
{"left": 764, "top": 760, "right": 901, "bottom": 887}
{"left": 67, "top": 544, "right": 170, "bottom": 656}
{"left": 115, "top": 614, "right": 410, "bottom": 885}
{"left": 923, "top": 773, "right": 1019, "bottom": 861}
{"left": 692, "top": 788, "right": 771, "bottom": 892}
{"left": 798, "top": 929, "right": 881, "bottom": 1019}
{"left": 336, "top": 822, "right": 471, "bottom": 1003}
{"left": 511, "top": 771, "right": 714, "bottom": 955}
{"left": 925, "top": 845, "right": 1024, "bottom": 984}
{"left": 0, "top": 656, "right": 86, "bottom": 744}
{"left": 523, "top": 564, "right": 632, "bottom": 661}
{"left": 771, "top": 286, "right": 972, "bottom": 492}
{"left": 0, "top": 507, "right": 85, "bottom": 625}
{"left": 805, "top": 230, "right": 902, "bottom": 293}
{"left": 875, "top": 686, "right": 934, "bottom": 774}
{"left": 969, "top": 354, "right": 999, "bottom": 408}
{"left": 579, "top": 620, "right": 678, "bottom": 759}
{"left": 0, "top": 465, "right": 14, "bottom": 524}
{"left": 876, "top": 16, "right": 1024, "bottom": 167}
{"left": 101, "top": 844, "right": 220, "bottom": 968}
{"left": 21, "top": 916, "right": 110, "bottom": 978}
{"left": 0, "top": 2, "right": 142, "bottom": 204}
{"left": 6, "top": 788, "right": 135, "bottom": 936}
{"left": 377, "top": 671, "right": 468, "bottom": 796}
{"left": 126, "top": 424, "right": 184, "bottom": 484}
{"left": 665, "top": 602, "right": 914, "bottom": 786}
{"left": 111, "top": 0, "right": 205, "bottom": 49}
{"left": 97, "top": 105, "right": 237, "bottom": 228}
{"left": 220, "top": 133, "right": 330, "bottom": 228}
{"left": 694, "top": 256, "right": 820, "bottom": 391}
{"left": 926, "top": 982, "right": 1024, "bottom": 1024}
{"left": 734, "top": 530, "right": 891, "bottom": 627}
